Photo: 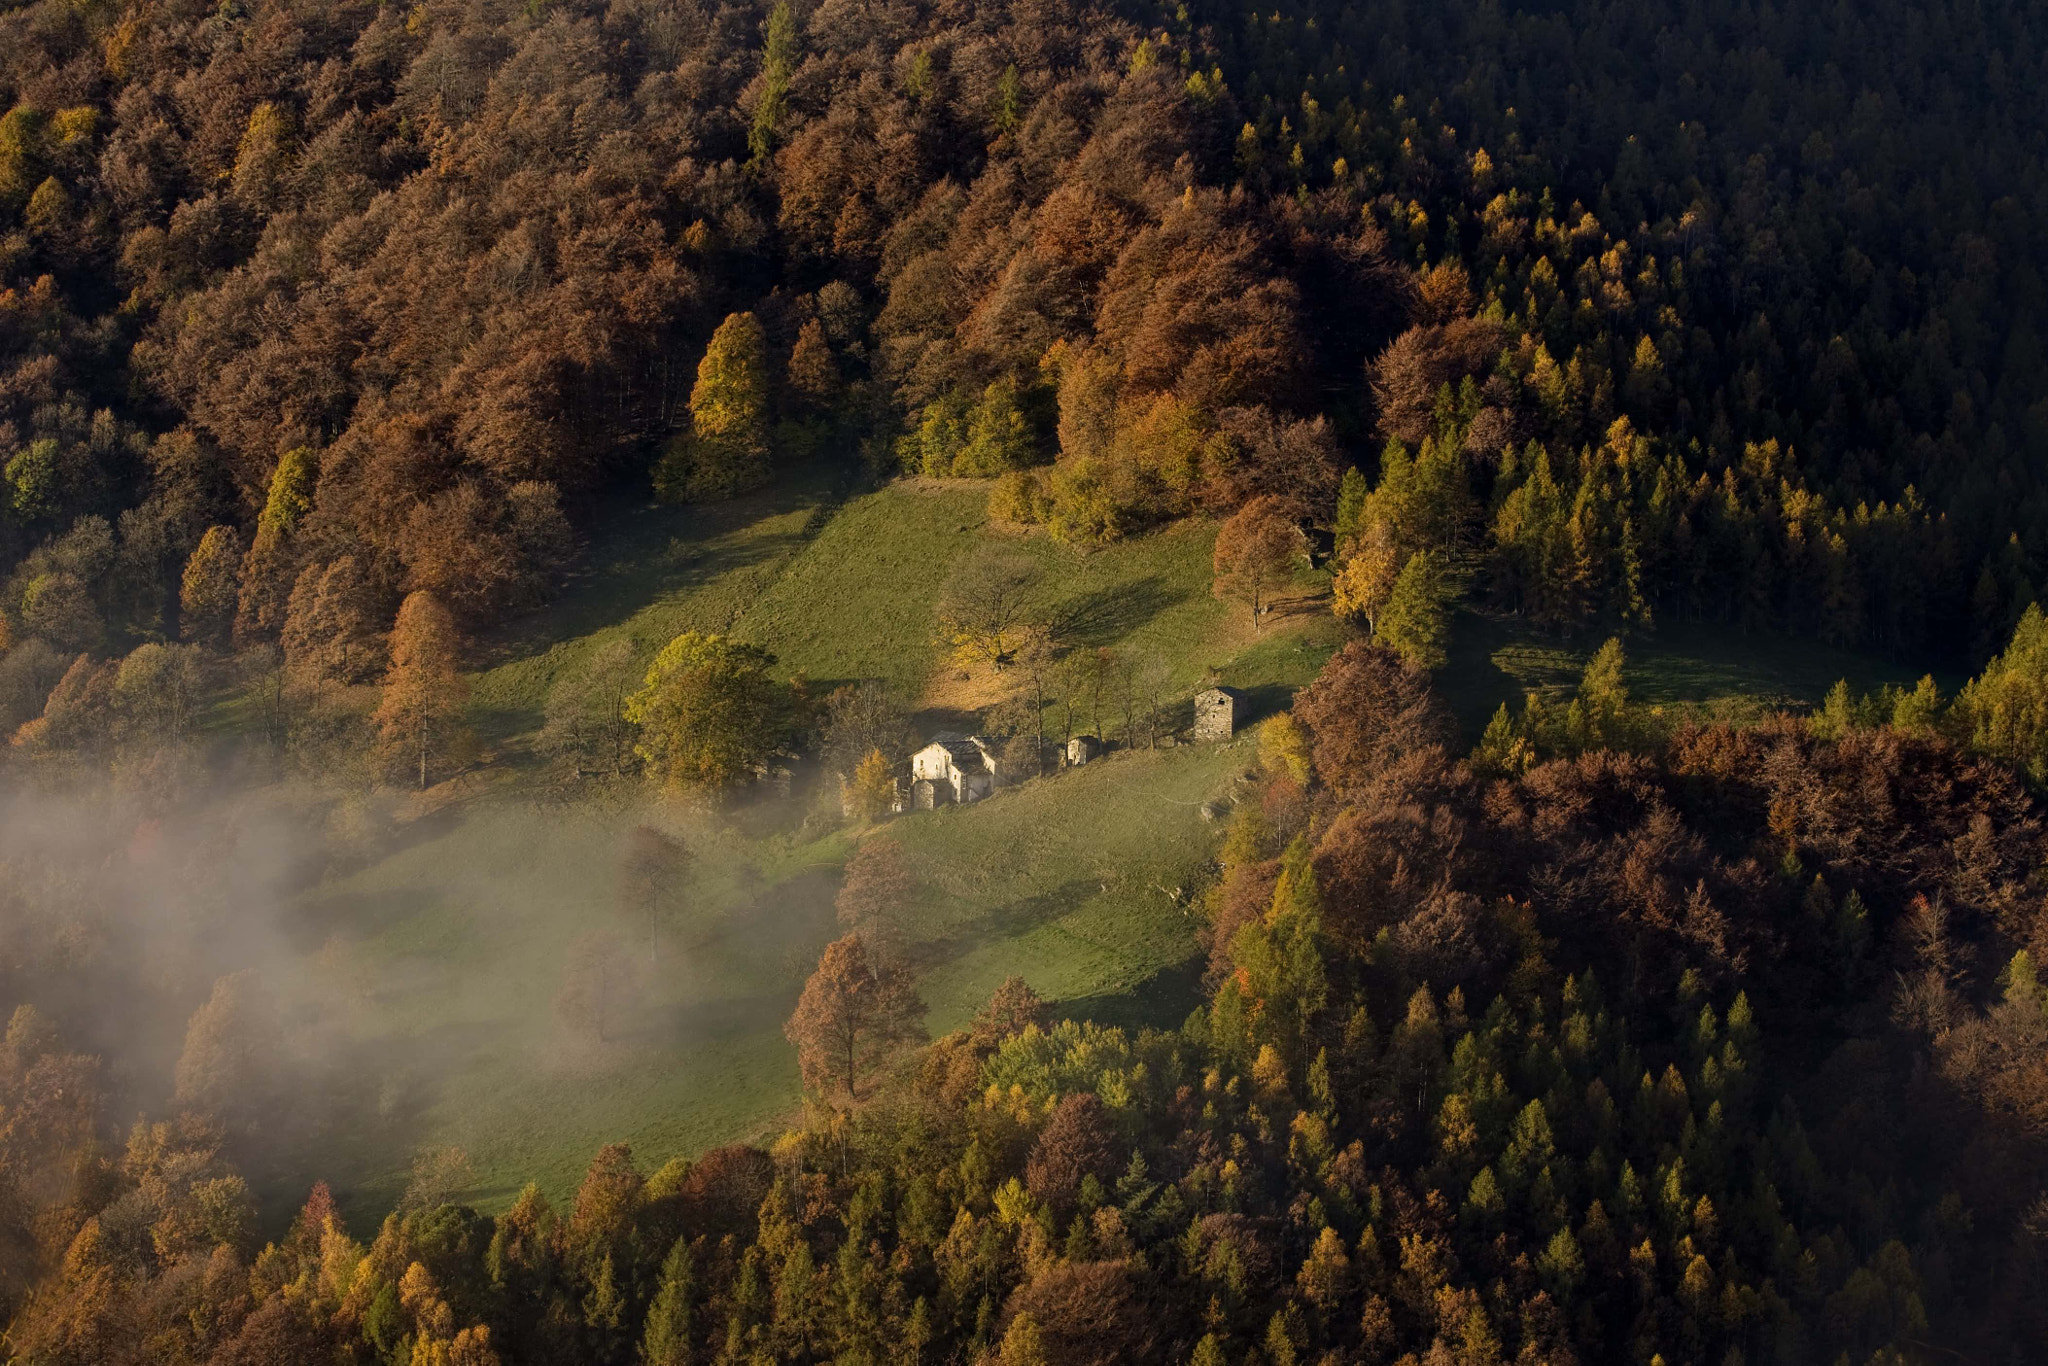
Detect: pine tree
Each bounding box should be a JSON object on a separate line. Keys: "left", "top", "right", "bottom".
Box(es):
{"left": 1333, "top": 466, "right": 1368, "bottom": 550}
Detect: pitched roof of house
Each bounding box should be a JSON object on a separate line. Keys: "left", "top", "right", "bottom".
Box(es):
{"left": 922, "top": 732, "right": 996, "bottom": 774}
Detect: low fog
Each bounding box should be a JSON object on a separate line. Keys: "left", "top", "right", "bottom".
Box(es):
{"left": 0, "top": 759, "right": 841, "bottom": 1227}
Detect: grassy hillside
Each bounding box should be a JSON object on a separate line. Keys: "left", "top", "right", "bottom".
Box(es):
{"left": 268, "top": 476, "right": 1335, "bottom": 1220}
{"left": 1439, "top": 611, "right": 1944, "bottom": 736}
{"left": 262, "top": 473, "right": 1949, "bottom": 1222}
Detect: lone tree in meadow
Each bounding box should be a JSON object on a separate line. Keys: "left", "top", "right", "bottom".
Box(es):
{"left": 836, "top": 836, "right": 915, "bottom": 959}
{"left": 556, "top": 929, "right": 639, "bottom": 1043}
{"left": 1213, "top": 495, "right": 1306, "bottom": 631}
{"left": 626, "top": 631, "right": 790, "bottom": 791}
{"left": 657, "top": 312, "right": 771, "bottom": 501}
{"left": 618, "top": 825, "right": 692, "bottom": 932}
{"left": 937, "top": 548, "right": 1041, "bottom": 671}
{"left": 785, "top": 933, "right": 925, "bottom": 1102}
{"left": 372, "top": 590, "right": 469, "bottom": 790}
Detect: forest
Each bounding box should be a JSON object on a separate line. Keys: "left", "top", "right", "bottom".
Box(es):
{"left": 2, "top": 0, "right": 2047, "bottom": 1360}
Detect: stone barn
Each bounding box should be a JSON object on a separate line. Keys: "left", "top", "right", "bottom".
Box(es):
{"left": 909, "top": 734, "right": 1002, "bottom": 806}
{"left": 1065, "top": 735, "right": 1100, "bottom": 766}
{"left": 1193, "top": 686, "right": 1240, "bottom": 741}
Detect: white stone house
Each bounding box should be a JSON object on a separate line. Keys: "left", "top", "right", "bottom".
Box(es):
{"left": 909, "top": 733, "right": 1002, "bottom": 807}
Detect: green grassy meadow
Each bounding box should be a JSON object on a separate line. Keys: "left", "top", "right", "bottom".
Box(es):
{"left": 272, "top": 474, "right": 1329, "bottom": 1220}
{"left": 263, "top": 469, "right": 1943, "bottom": 1222}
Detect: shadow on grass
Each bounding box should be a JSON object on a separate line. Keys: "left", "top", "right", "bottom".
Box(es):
{"left": 1049, "top": 575, "right": 1183, "bottom": 647}
{"left": 471, "top": 468, "right": 848, "bottom": 668}
{"left": 287, "top": 887, "right": 444, "bottom": 953}
{"left": 1056, "top": 955, "right": 1205, "bottom": 1034}
{"left": 904, "top": 878, "right": 1107, "bottom": 972}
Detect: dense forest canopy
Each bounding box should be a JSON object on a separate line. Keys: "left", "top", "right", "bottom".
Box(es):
{"left": 3, "top": 0, "right": 2047, "bottom": 671}
{"left": 3, "top": 0, "right": 2048, "bottom": 1362}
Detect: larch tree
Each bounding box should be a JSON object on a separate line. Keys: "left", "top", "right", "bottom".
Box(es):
{"left": 372, "top": 590, "right": 469, "bottom": 791}
{"left": 178, "top": 525, "right": 242, "bottom": 646}
{"left": 1375, "top": 549, "right": 1455, "bottom": 670}
{"left": 747, "top": 1, "right": 798, "bottom": 165}
{"left": 1213, "top": 495, "right": 1306, "bottom": 631}
{"left": 236, "top": 446, "right": 317, "bottom": 644}
{"left": 658, "top": 313, "right": 771, "bottom": 501}
{"left": 1957, "top": 604, "right": 2048, "bottom": 782}
{"left": 844, "top": 748, "right": 896, "bottom": 823}
{"left": 784, "top": 933, "right": 925, "bottom": 1102}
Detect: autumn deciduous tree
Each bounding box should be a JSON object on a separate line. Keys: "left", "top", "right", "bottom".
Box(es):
{"left": 785, "top": 934, "right": 925, "bottom": 1102}
{"left": 657, "top": 313, "right": 771, "bottom": 501}
{"left": 113, "top": 642, "right": 203, "bottom": 748}
{"left": 836, "top": 837, "right": 914, "bottom": 957}
{"left": 178, "top": 525, "right": 242, "bottom": 646}
{"left": 282, "top": 555, "right": 384, "bottom": 685}
{"left": 937, "top": 549, "right": 1041, "bottom": 671}
{"left": 1330, "top": 521, "right": 1400, "bottom": 632}
{"left": 844, "top": 749, "right": 896, "bottom": 823}
{"left": 173, "top": 971, "right": 272, "bottom": 1121}
{"left": 556, "top": 930, "right": 638, "bottom": 1043}
{"left": 624, "top": 632, "right": 789, "bottom": 790}
{"left": 619, "top": 825, "right": 691, "bottom": 933}
{"left": 539, "top": 638, "right": 640, "bottom": 778}
{"left": 819, "top": 679, "right": 916, "bottom": 779}
{"left": 1024, "top": 1092, "right": 1115, "bottom": 1213}
{"left": 372, "top": 591, "right": 469, "bottom": 790}
{"left": 1292, "top": 640, "right": 1451, "bottom": 794}
{"left": 1212, "top": 496, "right": 1305, "bottom": 631}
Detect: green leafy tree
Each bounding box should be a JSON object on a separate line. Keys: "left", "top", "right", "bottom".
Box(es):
{"left": 625, "top": 632, "right": 789, "bottom": 790}
{"left": 955, "top": 380, "right": 1036, "bottom": 476}
{"left": 747, "top": 2, "right": 799, "bottom": 165}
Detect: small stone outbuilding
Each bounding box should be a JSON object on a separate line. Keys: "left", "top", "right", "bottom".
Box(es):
{"left": 1065, "top": 735, "right": 1101, "bottom": 767}
{"left": 1193, "top": 686, "right": 1241, "bottom": 742}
